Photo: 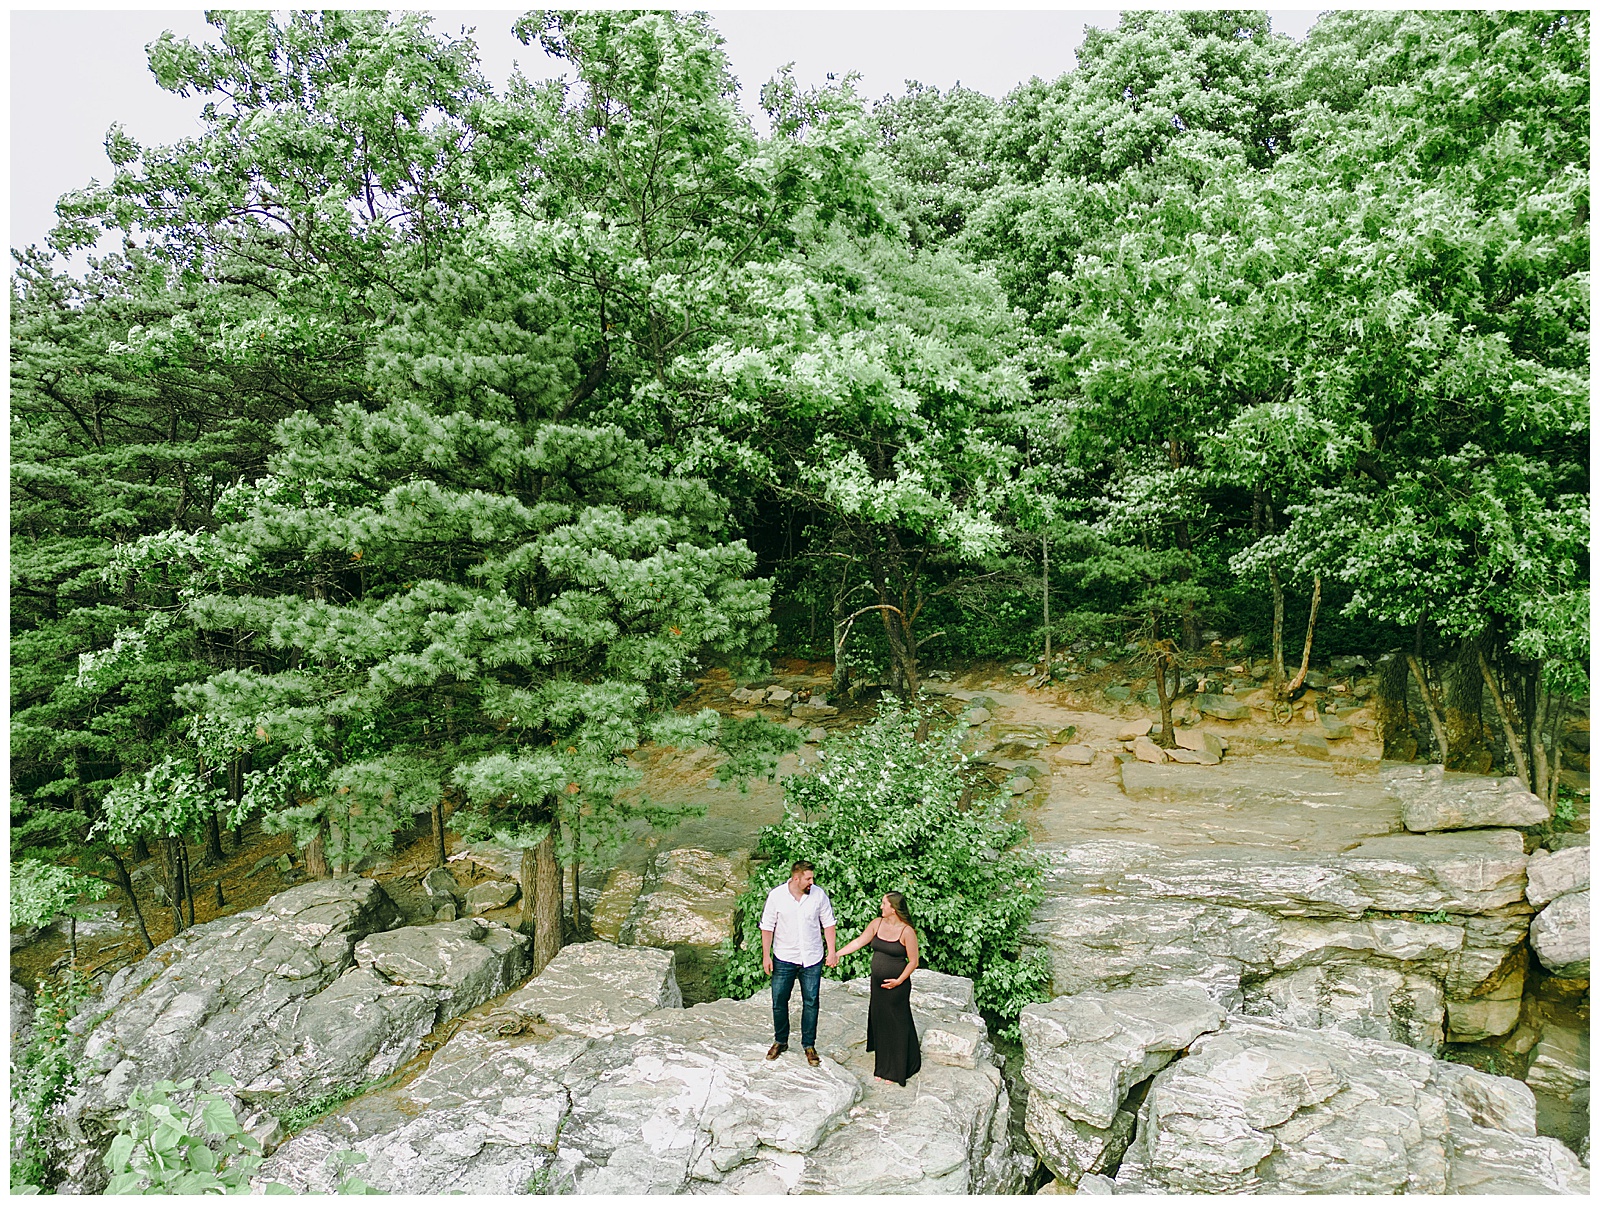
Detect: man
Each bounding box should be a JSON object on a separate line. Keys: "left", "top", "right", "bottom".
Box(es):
{"left": 760, "top": 859, "right": 837, "bottom": 1067}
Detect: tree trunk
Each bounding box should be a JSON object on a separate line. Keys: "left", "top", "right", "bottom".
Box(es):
{"left": 1153, "top": 650, "right": 1176, "bottom": 747}
{"left": 1407, "top": 654, "right": 1450, "bottom": 767}
{"left": 183, "top": 843, "right": 196, "bottom": 927}
{"left": 1529, "top": 678, "right": 1551, "bottom": 801}
{"left": 533, "top": 830, "right": 562, "bottom": 975}
{"left": 69, "top": 916, "right": 78, "bottom": 966}
{"left": 305, "top": 829, "right": 330, "bottom": 880}
{"left": 1041, "top": 531, "right": 1051, "bottom": 667}
{"left": 213, "top": 880, "right": 225, "bottom": 910}
{"left": 1283, "top": 576, "right": 1321, "bottom": 696}
{"left": 1268, "top": 564, "right": 1286, "bottom": 687}
{"left": 1478, "top": 650, "right": 1532, "bottom": 787}
{"left": 204, "top": 809, "right": 226, "bottom": 865}
{"left": 518, "top": 848, "right": 537, "bottom": 939}
{"left": 1548, "top": 697, "right": 1566, "bottom": 808}
{"left": 133, "top": 835, "right": 151, "bottom": 863}
{"left": 163, "top": 837, "right": 186, "bottom": 936}
{"left": 433, "top": 797, "right": 448, "bottom": 868}
{"left": 106, "top": 847, "right": 154, "bottom": 953}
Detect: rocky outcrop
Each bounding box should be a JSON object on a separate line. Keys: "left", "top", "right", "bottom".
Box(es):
{"left": 591, "top": 847, "right": 750, "bottom": 953}
{"left": 1110, "top": 1017, "right": 1587, "bottom": 1194}
{"left": 1029, "top": 834, "right": 1532, "bottom": 1053}
{"left": 1386, "top": 764, "right": 1551, "bottom": 832}
{"left": 53, "top": 878, "right": 532, "bottom": 1191}
{"left": 262, "top": 954, "right": 1027, "bottom": 1195}
{"left": 1021, "top": 987, "right": 1224, "bottom": 1186}
{"left": 1527, "top": 847, "right": 1590, "bottom": 909}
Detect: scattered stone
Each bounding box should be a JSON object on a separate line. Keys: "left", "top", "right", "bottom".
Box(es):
{"left": 1529, "top": 889, "right": 1590, "bottom": 978}
{"left": 806, "top": 726, "right": 828, "bottom": 743}
{"left": 422, "top": 866, "right": 462, "bottom": 901}
{"left": 965, "top": 707, "right": 991, "bottom": 726}
{"left": 794, "top": 700, "right": 838, "bottom": 719}
{"left": 1103, "top": 685, "right": 1132, "bottom": 702}
{"left": 1132, "top": 737, "right": 1166, "bottom": 764}
{"left": 1197, "top": 695, "right": 1250, "bottom": 721}
{"left": 1295, "top": 730, "right": 1330, "bottom": 759}
{"left": 1077, "top": 1172, "right": 1118, "bottom": 1194}
{"left": 433, "top": 900, "right": 458, "bottom": 922}
{"left": 1058, "top": 745, "right": 1096, "bottom": 765}
{"left": 766, "top": 687, "right": 793, "bottom": 704}
{"left": 1526, "top": 846, "right": 1590, "bottom": 908}
{"left": 1167, "top": 747, "right": 1221, "bottom": 765}
{"left": 1011, "top": 662, "right": 1036, "bottom": 675}
{"left": 463, "top": 879, "right": 519, "bottom": 915}
{"left": 1116, "top": 719, "right": 1153, "bottom": 740}
{"left": 1173, "top": 729, "right": 1224, "bottom": 759}
{"left": 1052, "top": 726, "right": 1078, "bottom": 744}
{"left": 1321, "top": 715, "right": 1354, "bottom": 740}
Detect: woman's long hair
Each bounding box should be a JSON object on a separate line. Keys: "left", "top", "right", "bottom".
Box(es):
{"left": 883, "top": 891, "right": 913, "bottom": 929}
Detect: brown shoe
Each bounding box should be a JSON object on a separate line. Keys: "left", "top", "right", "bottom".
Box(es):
{"left": 766, "top": 1043, "right": 787, "bottom": 1060}
{"left": 805, "top": 1047, "right": 821, "bottom": 1067}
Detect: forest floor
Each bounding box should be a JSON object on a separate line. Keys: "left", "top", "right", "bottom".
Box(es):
{"left": 12, "top": 653, "right": 1589, "bottom": 996}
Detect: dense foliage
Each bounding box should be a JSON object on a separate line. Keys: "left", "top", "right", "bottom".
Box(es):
{"left": 722, "top": 699, "right": 1051, "bottom": 1030}
{"left": 11, "top": 10, "right": 1588, "bottom": 977}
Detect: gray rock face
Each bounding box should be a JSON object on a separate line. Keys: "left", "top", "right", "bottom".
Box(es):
{"left": 263, "top": 961, "right": 1026, "bottom": 1195}
{"left": 1387, "top": 764, "right": 1551, "bottom": 832}
{"left": 1527, "top": 846, "right": 1591, "bottom": 908}
{"left": 354, "top": 918, "right": 529, "bottom": 1023}
{"left": 629, "top": 848, "right": 751, "bottom": 948}
{"left": 1021, "top": 987, "right": 1222, "bottom": 1186}
{"left": 1021, "top": 987, "right": 1225, "bottom": 1131}
{"left": 1526, "top": 1025, "right": 1591, "bottom": 1150}
{"left": 463, "top": 879, "right": 519, "bottom": 914}
{"left": 11, "top": 980, "right": 34, "bottom": 1067}
{"left": 499, "top": 941, "right": 682, "bottom": 1036}
{"left": 1530, "top": 889, "right": 1591, "bottom": 978}
{"left": 56, "top": 878, "right": 433, "bottom": 1189}
{"left": 1030, "top": 837, "right": 1530, "bottom": 1054}
{"left": 1112, "top": 1017, "right": 1589, "bottom": 1195}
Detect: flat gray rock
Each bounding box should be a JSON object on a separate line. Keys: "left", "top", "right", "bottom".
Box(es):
{"left": 628, "top": 848, "right": 751, "bottom": 948}
{"left": 1527, "top": 846, "right": 1590, "bottom": 908}
{"left": 463, "top": 879, "right": 519, "bottom": 914}
{"left": 1530, "top": 889, "right": 1590, "bottom": 978}
{"left": 264, "top": 966, "right": 1027, "bottom": 1196}
{"left": 1386, "top": 764, "right": 1550, "bottom": 832}
{"left": 499, "top": 941, "right": 681, "bottom": 1036}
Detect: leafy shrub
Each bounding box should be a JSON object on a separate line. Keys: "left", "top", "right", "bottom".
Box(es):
{"left": 721, "top": 697, "right": 1051, "bottom": 1033}
{"left": 101, "top": 1075, "right": 267, "bottom": 1194}
{"left": 11, "top": 970, "right": 91, "bottom": 1190}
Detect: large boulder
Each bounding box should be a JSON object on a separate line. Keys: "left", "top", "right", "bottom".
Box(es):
{"left": 628, "top": 847, "right": 751, "bottom": 948}
{"left": 263, "top": 961, "right": 1027, "bottom": 1195}
{"left": 353, "top": 918, "right": 530, "bottom": 1023}
{"left": 496, "top": 941, "right": 681, "bottom": 1036}
{"left": 1385, "top": 764, "right": 1551, "bottom": 832}
{"left": 1021, "top": 987, "right": 1223, "bottom": 1186}
{"left": 1113, "top": 1017, "right": 1588, "bottom": 1194}
{"left": 55, "top": 878, "right": 432, "bottom": 1190}
{"left": 1530, "top": 889, "right": 1591, "bottom": 978}
{"left": 1527, "top": 846, "right": 1591, "bottom": 908}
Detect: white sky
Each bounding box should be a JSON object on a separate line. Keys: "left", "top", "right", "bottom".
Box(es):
{"left": 8, "top": 8, "right": 1327, "bottom": 261}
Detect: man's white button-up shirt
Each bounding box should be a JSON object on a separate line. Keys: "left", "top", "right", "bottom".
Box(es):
{"left": 760, "top": 881, "right": 836, "bottom": 967}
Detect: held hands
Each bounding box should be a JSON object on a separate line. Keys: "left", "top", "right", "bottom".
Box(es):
{"left": 825, "top": 951, "right": 839, "bottom": 968}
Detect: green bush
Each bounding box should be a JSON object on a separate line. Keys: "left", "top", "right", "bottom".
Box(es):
{"left": 101, "top": 1075, "right": 268, "bottom": 1194}
{"left": 11, "top": 971, "right": 92, "bottom": 1190}
{"left": 720, "top": 697, "right": 1051, "bottom": 1033}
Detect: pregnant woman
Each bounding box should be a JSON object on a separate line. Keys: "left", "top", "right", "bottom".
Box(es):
{"left": 837, "top": 891, "right": 922, "bottom": 1085}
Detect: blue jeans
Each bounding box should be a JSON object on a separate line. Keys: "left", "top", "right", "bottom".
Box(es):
{"left": 771, "top": 956, "right": 823, "bottom": 1049}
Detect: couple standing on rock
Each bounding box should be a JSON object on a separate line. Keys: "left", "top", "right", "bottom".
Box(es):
{"left": 759, "top": 860, "right": 923, "bottom": 1086}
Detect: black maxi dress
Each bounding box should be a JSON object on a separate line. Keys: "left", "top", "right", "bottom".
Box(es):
{"left": 866, "top": 931, "right": 922, "bottom": 1085}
